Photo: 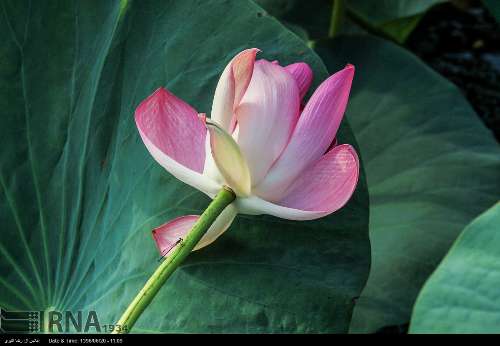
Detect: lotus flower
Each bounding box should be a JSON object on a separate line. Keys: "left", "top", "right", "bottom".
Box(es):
{"left": 135, "top": 48, "right": 359, "bottom": 253}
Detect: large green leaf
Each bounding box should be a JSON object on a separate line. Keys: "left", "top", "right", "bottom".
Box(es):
{"left": 410, "top": 202, "right": 500, "bottom": 333}
{"left": 346, "top": 0, "right": 445, "bottom": 43}
{"left": 315, "top": 35, "right": 500, "bottom": 333}
{"left": 0, "top": 0, "right": 369, "bottom": 333}
{"left": 256, "top": 0, "right": 444, "bottom": 43}
{"left": 346, "top": 0, "right": 444, "bottom": 26}
{"left": 255, "top": 0, "right": 332, "bottom": 40}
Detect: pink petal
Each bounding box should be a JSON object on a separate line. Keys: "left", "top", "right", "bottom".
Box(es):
{"left": 278, "top": 144, "right": 359, "bottom": 213}
{"left": 211, "top": 48, "right": 259, "bottom": 132}
{"left": 254, "top": 64, "right": 355, "bottom": 201}
{"left": 236, "top": 145, "right": 358, "bottom": 220}
{"left": 326, "top": 137, "right": 338, "bottom": 152}
{"left": 285, "top": 62, "right": 313, "bottom": 100}
{"left": 153, "top": 215, "right": 199, "bottom": 256}
{"left": 135, "top": 88, "right": 219, "bottom": 196}
{"left": 135, "top": 87, "right": 205, "bottom": 171}
{"left": 235, "top": 196, "right": 326, "bottom": 221}
{"left": 235, "top": 60, "right": 300, "bottom": 186}
{"left": 152, "top": 204, "right": 237, "bottom": 253}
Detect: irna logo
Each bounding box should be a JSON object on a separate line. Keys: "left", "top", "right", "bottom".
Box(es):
{"left": 0, "top": 308, "right": 118, "bottom": 333}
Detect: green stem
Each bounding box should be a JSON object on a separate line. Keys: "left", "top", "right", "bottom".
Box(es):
{"left": 328, "top": 0, "right": 344, "bottom": 38}
{"left": 112, "top": 186, "right": 236, "bottom": 334}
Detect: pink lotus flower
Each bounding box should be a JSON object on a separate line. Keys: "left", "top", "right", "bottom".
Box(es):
{"left": 135, "top": 49, "right": 359, "bottom": 253}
